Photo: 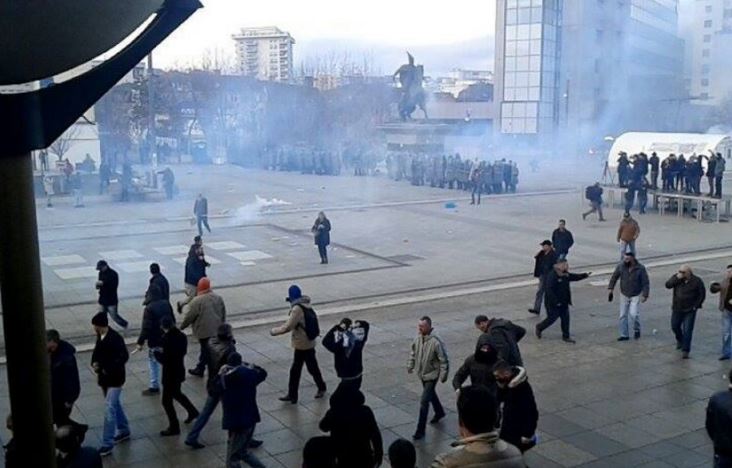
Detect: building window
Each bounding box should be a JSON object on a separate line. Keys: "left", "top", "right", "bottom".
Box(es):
{"left": 596, "top": 29, "right": 603, "bottom": 42}
{"left": 725, "top": 8, "right": 732, "bottom": 18}
{"left": 704, "top": 20, "right": 713, "bottom": 27}
{"left": 703, "top": 49, "right": 710, "bottom": 57}
{"left": 701, "top": 78, "right": 709, "bottom": 87}
{"left": 701, "top": 92, "right": 709, "bottom": 99}
{"left": 706, "top": 5, "right": 713, "bottom": 13}
{"left": 704, "top": 34, "right": 712, "bottom": 43}
{"left": 702, "top": 64, "right": 711, "bottom": 74}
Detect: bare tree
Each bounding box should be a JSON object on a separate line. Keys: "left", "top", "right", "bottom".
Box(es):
{"left": 49, "top": 124, "right": 81, "bottom": 161}
{"left": 198, "top": 47, "right": 236, "bottom": 74}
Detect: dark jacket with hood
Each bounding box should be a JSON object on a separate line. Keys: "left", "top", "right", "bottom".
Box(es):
{"left": 545, "top": 266, "right": 589, "bottom": 309}
{"left": 452, "top": 334, "right": 499, "bottom": 396}
{"left": 533, "top": 249, "right": 558, "bottom": 278}
{"left": 322, "top": 320, "right": 370, "bottom": 380}
{"left": 706, "top": 386, "right": 732, "bottom": 457}
{"left": 218, "top": 361, "right": 267, "bottom": 432}
{"left": 154, "top": 327, "right": 188, "bottom": 385}
{"left": 496, "top": 366, "right": 539, "bottom": 453}
{"left": 50, "top": 340, "right": 81, "bottom": 407}
{"left": 319, "top": 387, "right": 383, "bottom": 468}
{"left": 137, "top": 285, "right": 174, "bottom": 348}
{"left": 482, "top": 319, "right": 525, "bottom": 366}
{"left": 97, "top": 267, "right": 119, "bottom": 306}
{"left": 551, "top": 229, "right": 574, "bottom": 255}
{"left": 206, "top": 335, "right": 236, "bottom": 395}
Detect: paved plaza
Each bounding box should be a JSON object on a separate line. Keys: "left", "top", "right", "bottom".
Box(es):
{"left": 1, "top": 164, "right": 731, "bottom": 467}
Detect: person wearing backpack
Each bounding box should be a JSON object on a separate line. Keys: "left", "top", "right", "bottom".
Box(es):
{"left": 271, "top": 285, "right": 327, "bottom": 404}
{"left": 582, "top": 182, "right": 606, "bottom": 221}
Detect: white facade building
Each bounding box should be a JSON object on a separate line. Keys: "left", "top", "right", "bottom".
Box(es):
{"left": 689, "top": 0, "right": 732, "bottom": 103}
{"left": 232, "top": 26, "right": 295, "bottom": 82}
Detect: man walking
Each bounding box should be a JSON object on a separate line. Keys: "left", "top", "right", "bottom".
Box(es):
{"left": 95, "top": 260, "right": 128, "bottom": 329}
{"left": 180, "top": 277, "right": 226, "bottom": 377}
{"left": 582, "top": 182, "right": 606, "bottom": 221}
{"left": 474, "top": 315, "right": 525, "bottom": 366}
{"left": 47, "top": 330, "right": 86, "bottom": 432}
{"left": 177, "top": 236, "right": 209, "bottom": 314}
{"left": 608, "top": 252, "right": 650, "bottom": 341}
{"left": 706, "top": 373, "right": 732, "bottom": 468}
{"left": 529, "top": 240, "right": 558, "bottom": 316}
{"left": 407, "top": 316, "right": 449, "bottom": 441}
{"left": 193, "top": 193, "right": 211, "bottom": 236}
{"left": 155, "top": 316, "right": 199, "bottom": 436}
{"left": 617, "top": 212, "right": 640, "bottom": 260}
{"left": 90, "top": 312, "right": 130, "bottom": 457}
{"left": 185, "top": 323, "right": 236, "bottom": 449}
{"left": 551, "top": 219, "right": 574, "bottom": 261}
{"left": 218, "top": 352, "right": 268, "bottom": 468}
{"left": 710, "top": 265, "right": 732, "bottom": 361}
{"left": 665, "top": 265, "right": 706, "bottom": 359}
{"left": 535, "top": 260, "right": 591, "bottom": 343}
{"left": 136, "top": 284, "right": 174, "bottom": 396}
{"left": 270, "top": 285, "right": 327, "bottom": 404}
{"left": 322, "top": 318, "right": 370, "bottom": 391}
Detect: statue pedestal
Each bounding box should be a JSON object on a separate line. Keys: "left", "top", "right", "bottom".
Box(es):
{"left": 377, "top": 121, "right": 453, "bottom": 153}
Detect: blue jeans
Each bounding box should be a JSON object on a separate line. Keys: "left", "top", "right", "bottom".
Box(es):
{"left": 101, "top": 387, "right": 130, "bottom": 448}
{"left": 148, "top": 349, "right": 160, "bottom": 390}
{"left": 671, "top": 309, "right": 697, "bottom": 353}
{"left": 99, "top": 304, "right": 128, "bottom": 328}
{"left": 619, "top": 240, "right": 636, "bottom": 261}
{"left": 416, "top": 380, "right": 444, "bottom": 435}
{"left": 196, "top": 215, "right": 211, "bottom": 236}
{"left": 619, "top": 295, "right": 641, "bottom": 338}
{"left": 722, "top": 311, "right": 732, "bottom": 359}
{"left": 186, "top": 393, "right": 220, "bottom": 444}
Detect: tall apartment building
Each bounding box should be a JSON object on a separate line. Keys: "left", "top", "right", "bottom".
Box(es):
{"left": 494, "top": 0, "right": 685, "bottom": 149}
{"left": 689, "top": 0, "right": 732, "bottom": 103}
{"left": 232, "top": 27, "right": 295, "bottom": 82}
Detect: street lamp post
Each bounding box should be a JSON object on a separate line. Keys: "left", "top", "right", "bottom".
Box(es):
{"left": 0, "top": 2, "right": 201, "bottom": 465}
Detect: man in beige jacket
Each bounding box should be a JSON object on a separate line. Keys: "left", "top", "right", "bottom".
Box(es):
{"left": 270, "top": 285, "right": 326, "bottom": 404}
{"left": 617, "top": 212, "right": 640, "bottom": 261}
{"left": 408, "top": 316, "right": 449, "bottom": 440}
{"left": 180, "top": 278, "right": 226, "bottom": 377}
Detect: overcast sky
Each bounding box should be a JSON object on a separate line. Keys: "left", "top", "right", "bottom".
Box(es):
{"left": 153, "top": 0, "right": 497, "bottom": 70}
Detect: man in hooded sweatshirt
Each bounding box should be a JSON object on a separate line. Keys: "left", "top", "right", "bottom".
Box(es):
{"left": 47, "top": 330, "right": 86, "bottom": 433}
{"left": 319, "top": 385, "right": 383, "bottom": 468}
{"left": 322, "top": 318, "right": 370, "bottom": 391}
{"left": 271, "top": 285, "right": 327, "bottom": 404}
{"left": 408, "top": 316, "right": 449, "bottom": 441}
{"left": 136, "top": 284, "right": 175, "bottom": 396}
{"left": 180, "top": 277, "right": 226, "bottom": 377}
{"left": 493, "top": 362, "right": 539, "bottom": 454}
{"left": 452, "top": 335, "right": 499, "bottom": 397}
{"left": 474, "top": 315, "right": 525, "bottom": 366}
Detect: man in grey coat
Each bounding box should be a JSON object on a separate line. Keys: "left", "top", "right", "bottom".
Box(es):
{"left": 608, "top": 252, "right": 650, "bottom": 341}
{"left": 408, "top": 316, "right": 449, "bottom": 441}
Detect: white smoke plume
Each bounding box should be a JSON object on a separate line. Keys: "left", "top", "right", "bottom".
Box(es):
{"left": 228, "top": 195, "right": 292, "bottom": 225}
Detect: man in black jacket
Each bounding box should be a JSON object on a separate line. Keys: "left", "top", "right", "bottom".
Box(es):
{"left": 95, "top": 260, "right": 128, "bottom": 328}
{"left": 535, "top": 260, "right": 591, "bottom": 343}
{"left": 144, "top": 263, "right": 170, "bottom": 305}
{"left": 551, "top": 220, "right": 574, "bottom": 261}
{"left": 322, "top": 318, "right": 369, "bottom": 390}
{"left": 155, "top": 316, "right": 198, "bottom": 436}
{"left": 494, "top": 362, "right": 538, "bottom": 454}
{"left": 136, "top": 284, "right": 175, "bottom": 396}
{"left": 706, "top": 372, "right": 732, "bottom": 467}
{"left": 90, "top": 312, "right": 130, "bottom": 457}
{"left": 582, "top": 183, "right": 606, "bottom": 221}
{"left": 666, "top": 265, "right": 706, "bottom": 359}
{"left": 474, "top": 315, "right": 525, "bottom": 366}
{"left": 47, "top": 330, "right": 86, "bottom": 433}
{"left": 649, "top": 152, "right": 660, "bottom": 190}
{"left": 177, "top": 236, "right": 209, "bottom": 314}
{"left": 453, "top": 334, "right": 499, "bottom": 397}
{"left": 529, "top": 240, "right": 558, "bottom": 315}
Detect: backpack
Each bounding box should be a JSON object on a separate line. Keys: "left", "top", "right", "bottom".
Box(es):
{"left": 585, "top": 186, "right": 593, "bottom": 200}
{"left": 302, "top": 307, "right": 320, "bottom": 340}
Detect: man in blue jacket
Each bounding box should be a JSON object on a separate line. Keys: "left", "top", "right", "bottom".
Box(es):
{"left": 218, "top": 352, "right": 267, "bottom": 468}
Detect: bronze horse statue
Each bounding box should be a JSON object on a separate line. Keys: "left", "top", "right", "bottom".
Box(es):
{"left": 393, "top": 52, "right": 428, "bottom": 121}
